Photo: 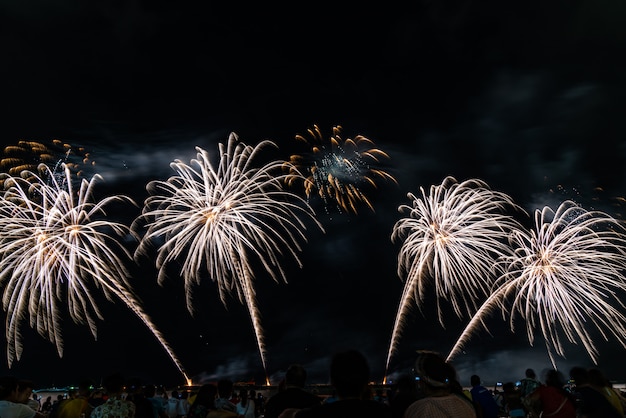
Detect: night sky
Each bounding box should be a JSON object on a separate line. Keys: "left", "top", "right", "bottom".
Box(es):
{"left": 2, "top": 0, "right": 626, "bottom": 390}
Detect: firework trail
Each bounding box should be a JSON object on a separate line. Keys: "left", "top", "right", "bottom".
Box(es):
{"left": 0, "top": 139, "right": 95, "bottom": 190}
{"left": 0, "top": 164, "right": 189, "bottom": 382}
{"left": 446, "top": 200, "right": 626, "bottom": 367}
{"left": 285, "top": 124, "right": 397, "bottom": 214}
{"left": 133, "top": 133, "right": 323, "bottom": 382}
{"left": 384, "top": 176, "right": 524, "bottom": 378}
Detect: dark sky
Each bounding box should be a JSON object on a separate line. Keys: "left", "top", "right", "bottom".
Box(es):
{"left": 2, "top": 0, "right": 626, "bottom": 390}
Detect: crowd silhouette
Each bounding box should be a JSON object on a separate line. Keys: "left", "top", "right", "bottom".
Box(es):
{"left": 2, "top": 350, "right": 626, "bottom": 418}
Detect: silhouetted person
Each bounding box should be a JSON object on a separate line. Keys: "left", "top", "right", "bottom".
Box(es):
{"left": 470, "top": 374, "right": 499, "bottom": 418}
{"left": 235, "top": 388, "right": 255, "bottom": 418}
{"left": 144, "top": 385, "right": 168, "bottom": 418}
{"left": 165, "top": 390, "right": 181, "bottom": 418}
{"left": 524, "top": 368, "right": 575, "bottom": 418}
{"left": 388, "top": 374, "right": 419, "bottom": 418}
{"left": 215, "top": 379, "right": 237, "bottom": 413}
{"left": 0, "top": 375, "right": 47, "bottom": 418}
{"left": 569, "top": 366, "right": 621, "bottom": 418}
{"left": 501, "top": 382, "right": 525, "bottom": 417}
{"left": 88, "top": 390, "right": 106, "bottom": 409}
{"left": 519, "top": 368, "right": 541, "bottom": 399}
{"left": 264, "top": 364, "right": 322, "bottom": 418}
{"left": 49, "top": 394, "right": 66, "bottom": 418}
{"left": 279, "top": 349, "right": 391, "bottom": 418}
{"left": 16, "top": 379, "right": 41, "bottom": 411}
{"left": 125, "top": 378, "right": 156, "bottom": 418}
{"left": 91, "top": 372, "right": 136, "bottom": 418}
{"left": 188, "top": 384, "right": 237, "bottom": 418}
{"left": 42, "top": 396, "right": 53, "bottom": 414}
{"left": 587, "top": 367, "right": 626, "bottom": 416}
{"left": 56, "top": 379, "right": 94, "bottom": 418}
{"left": 404, "top": 351, "right": 476, "bottom": 418}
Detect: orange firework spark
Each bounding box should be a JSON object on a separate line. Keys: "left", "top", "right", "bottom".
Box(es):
{"left": 0, "top": 139, "right": 95, "bottom": 190}
{"left": 285, "top": 124, "right": 397, "bottom": 215}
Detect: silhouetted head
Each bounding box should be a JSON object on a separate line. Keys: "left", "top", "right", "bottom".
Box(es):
{"left": 217, "top": 378, "right": 234, "bottom": 398}
{"left": 126, "top": 377, "right": 142, "bottom": 394}
{"left": 470, "top": 374, "right": 481, "bottom": 387}
{"left": 16, "top": 379, "right": 35, "bottom": 403}
{"left": 144, "top": 384, "right": 157, "bottom": 398}
{"left": 569, "top": 366, "right": 590, "bottom": 386}
{"left": 395, "top": 374, "right": 416, "bottom": 392}
{"left": 0, "top": 376, "right": 19, "bottom": 400}
{"left": 330, "top": 349, "right": 370, "bottom": 398}
{"left": 413, "top": 351, "right": 457, "bottom": 392}
{"left": 192, "top": 384, "right": 218, "bottom": 409}
{"left": 502, "top": 382, "right": 516, "bottom": 393}
{"left": 103, "top": 372, "right": 125, "bottom": 395}
{"left": 77, "top": 379, "right": 93, "bottom": 397}
{"left": 285, "top": 364, "right": 308, "bottom": 388}
{"left": 587, "top": 368, "right": 610, "bottom": 387}
{"left": 544, "top": 369, "right": 566, "bottom": 388}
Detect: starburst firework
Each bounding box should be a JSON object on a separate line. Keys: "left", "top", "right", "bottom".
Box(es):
{"left": 385, "top": 176, "right": 524, "bottom": 376}
{"left": 285, "top": 124, "right": 396, "bottom": 214}
{"left": 134, "top": 133, "right": 323, "bottom": 380}
{"left": 0, "top": 139, "right": 95, "bottom": 190}
{"left": 446, "top": 200, "right": 626, "bottom": 367}
{"left": 0, "top": 164, "right": 188, "bottom": 382}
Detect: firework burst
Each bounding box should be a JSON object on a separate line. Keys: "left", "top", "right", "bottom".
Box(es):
{"left": 446, "top": 200, "right": 626, "bottom": 367}
{"left": 0, "top": 139, "right": 95, "bottom": 190}
{"left": 284, "top": 124, "right": 397, "bottom": 214}
{"left": 134, "top": 133, "right": 323, "bottom": 381}
{"left": 0, "top": 164, "right": 189, "bottom": 382}
{"left": 385, "top": 176, "right": 524, "bottom": 377}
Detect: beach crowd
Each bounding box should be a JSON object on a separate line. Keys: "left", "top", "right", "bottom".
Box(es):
{"left": 2, "top": 349, "right": 626, "bottom": 418}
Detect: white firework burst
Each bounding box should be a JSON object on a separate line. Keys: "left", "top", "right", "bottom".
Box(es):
{"left": 134, "top": 133, "right": 323, "bottom": 380}
{"left": 385, "top": 176, "right": 524, "bottom": 375}
{"left": 447, "top": 200, "right": 626, "bottom": 367}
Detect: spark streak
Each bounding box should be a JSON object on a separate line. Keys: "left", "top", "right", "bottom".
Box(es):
{"left": 134, "top": 133, "right": 323, "bottom": 380}
{"left": 385, "top": 176, "right": 523, "bottom": 377}
{"left": 285, "top": 124, "right": 396, "bottom": 214}
{"left": 446, "top": 200, "right": 626, "bottom": 367}
{"left": 0, "top": 164, "right": 189, "bottom": 382}
{"left": 0, "top": 140, "right": 95, "bottom": 190}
